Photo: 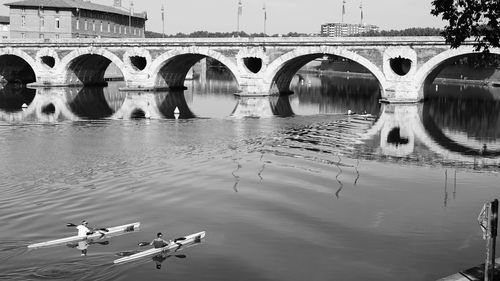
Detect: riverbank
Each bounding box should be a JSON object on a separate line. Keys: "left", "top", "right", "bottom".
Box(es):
{"left": 433, "top": 77, "right": 495, "bottom": 87}
{"left": 298, "top": 68, "right": 376, "bottom": 79}
{"left": 299, "top": 68, "right": 500, "bottom": 89}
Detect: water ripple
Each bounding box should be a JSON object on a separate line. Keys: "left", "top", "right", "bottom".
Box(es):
{"left": 1, "top": 257, "right": 121, "bottom": 281}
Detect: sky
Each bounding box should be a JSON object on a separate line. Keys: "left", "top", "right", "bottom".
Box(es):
{"left": 0, "top": 0, "right": 445, "bottom": 35}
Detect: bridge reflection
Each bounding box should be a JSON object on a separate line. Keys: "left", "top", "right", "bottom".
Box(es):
{"left": 0, "top": 86, "right": 199, "bottom": 121}
{"left": 360, "top": 100, "right": 500, "bottom": 167}
{"left": 0, "top": 84, "right": 35, "bottom": 113}
{"left": 1, "top": 81, "right": 499, "bottom": 168}
{"left": 271, "top": 86, "right": 500, "bottom": 169}
{"left": 423, "top": 84, "right": 500, "bottom": 156}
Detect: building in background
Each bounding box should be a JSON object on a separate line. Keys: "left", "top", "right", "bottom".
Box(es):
{"left": 5, "top": 0, "right": 147, "bottom": 39}
{"left": 321, "top": 22, "right": 379, "bottom": 37}
{"left": 0, "top": 16, "right": 9, "bottom": 39}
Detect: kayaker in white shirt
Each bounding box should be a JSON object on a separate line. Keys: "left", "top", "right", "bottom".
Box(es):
{"left": 76, "top": 221, "right": 92, "bottom": 237}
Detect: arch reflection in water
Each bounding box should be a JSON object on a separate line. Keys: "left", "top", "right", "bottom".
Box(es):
{"left": 66, "top": 86, "right": 126, "bottom": 119}
{"left": 111, "top": 91, "right": 162, "bottom": 120}
{"left": 423, "top": 84, "right": 500, "bottom": 157}
{"left": 0, "top": 87, "right": 81, "bottom": 122}
{"left": 67, "top": 87, "right": 196, "bottom": 120}
{"left": 361, "top": 98, "right": 500, "bottom": 167}
{"left": 361, "top": 104, "right": 418, "bottom": 158}
{"left": 66, "top": 86, "right": 196, "bottom": 120}
{"left": 0, "top": 86, "right": 199, "bottom": 121}
{"left": 156, "top": 90, "right": 196, "bottom": 119}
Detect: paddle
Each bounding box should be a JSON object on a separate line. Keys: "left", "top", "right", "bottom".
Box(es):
{"left": 66, "top": 223, "right": 109, "bottom": 233}
{"left": 66, "top": 240, "right": 109, "bottom": 248}
{"left": 138, "top": 237, "right": 187, "bottom": 247}
{"left": 167, "top": 254, "right": 186, "bottom": 258}
{"left": 117, "top": 251, "right": 187, "bottom": 258}
{"left": 117, "top": 250, "right": 140, "bottom": 257}
{"left": 90, "top": 241, "right": 110, "bottom": 246}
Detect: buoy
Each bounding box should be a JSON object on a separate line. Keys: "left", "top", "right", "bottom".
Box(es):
{"left": 174, "top": 107, "right": 180, "bottom": 120}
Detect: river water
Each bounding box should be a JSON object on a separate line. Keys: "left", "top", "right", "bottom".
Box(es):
{"left": 0, "top": 72, "right": 499, "bottom": 281}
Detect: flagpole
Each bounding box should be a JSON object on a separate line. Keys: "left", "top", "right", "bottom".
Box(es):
{"left": 359, "top": 1, "right": 363, "bottom": 25}
{"left": 342, "top": 0, "right": 346, "bottom": 23}
{"left": 161, "top": 4, "right": 165, "bottom": 38}
{"left": 38, "top": 4, "right": 41, "bottom": 36}
{"left": 263, "top": 3, "right": 266, "bottom": 35}
{"left": 237, "top": 0, "right": 242, "bottom": 33}
{"left": 129, "top": 1, "right": 133, "bottom": 36}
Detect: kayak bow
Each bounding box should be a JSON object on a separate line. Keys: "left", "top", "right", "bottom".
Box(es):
{"left": 27, "top": 222, "right": 141, "bottom": 249}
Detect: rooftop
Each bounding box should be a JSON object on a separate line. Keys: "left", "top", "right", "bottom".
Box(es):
{"left": 322, "top": 22, "right": 379, "bottom": 27}
{"left": 4, "top": 0, "right": 147, "bottom": 19}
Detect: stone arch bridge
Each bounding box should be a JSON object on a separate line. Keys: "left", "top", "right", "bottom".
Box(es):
{"left": 0, "top": 37, "right": 493, "bottom": 103}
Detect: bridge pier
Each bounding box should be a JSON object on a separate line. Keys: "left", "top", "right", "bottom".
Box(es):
{"left": 121, "top": 72, "right": 158, "bottom": 91}
{"left": 381, "top": 88, "right": 423, "bottom": 103}
{"left": 236, "top": 76, "right": 273, "bottom": 96}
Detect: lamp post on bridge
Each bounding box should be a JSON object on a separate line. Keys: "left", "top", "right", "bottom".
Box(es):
{"left": 161, "top": 3, "right": 165, "bottom": 38}
{"left": 237, "top": 0, "right": 242, "bottom": 33}
{"left": 129, "top": 1, "right": 133, "bottom": 36}
{"left": 262, "top": 3, "right": 267, "bottom": 35}
{"left": 359, "top": 1, "right": 363, "bottom": 25}
{"left": 342, "top": 0, "right": 346, "bottom": 23}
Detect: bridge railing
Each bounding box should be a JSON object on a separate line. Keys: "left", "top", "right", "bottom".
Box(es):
{"left": 0, "top": 36, "right": 460, "bottom": 47}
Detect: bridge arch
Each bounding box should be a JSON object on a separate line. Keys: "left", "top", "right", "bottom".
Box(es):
{"left": 414, "top": 46, "right": 500, "bottom": 95}
{"left": 58, "top": 48, "right": 128, "bottom": 87}
{"left": 0, "top": 48, "right": 40, "bottom": 84}
{"left": 264, "top": 46, "right": 388, "bottom": 96}
{"left": 149, "top": 48, "right": 241, "bottom": 90}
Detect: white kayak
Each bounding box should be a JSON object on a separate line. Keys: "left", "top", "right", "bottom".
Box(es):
{"left": 28, "top": 222, "right": 141, "bottom": 249}
{"left": 113, "top": 231, "right": 205, "bottom": 264}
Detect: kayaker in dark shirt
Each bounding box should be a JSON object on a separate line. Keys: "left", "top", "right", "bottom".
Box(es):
{"left": 150, "top": 232, "right": 170, "bottom": 248}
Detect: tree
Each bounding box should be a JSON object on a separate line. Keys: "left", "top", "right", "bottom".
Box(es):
{"left": 431, "top": 0, "right": 500, "bottom": 52}
{"left": 355, "top": 27, "right": 442, "bottom": 37}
